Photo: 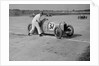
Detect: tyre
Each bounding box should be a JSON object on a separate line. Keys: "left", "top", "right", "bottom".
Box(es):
{"left": 66, "top": 25, "right": 74, "bottom": 37}
{"left": 27, "top": 24, "right": 38, "bottom": 35}
{"left": 28, "top": 24, "right": 32, "bottom": 32}
{"left": 54, "top": 27, "right": 62, "bottom": 39}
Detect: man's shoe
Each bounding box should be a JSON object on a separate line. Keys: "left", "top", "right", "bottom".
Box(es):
{"left": 28, "top": 33, "right": 31, "bottom": 36}
{"left": 39, "top": 34, "right": 43, "bottom": 37}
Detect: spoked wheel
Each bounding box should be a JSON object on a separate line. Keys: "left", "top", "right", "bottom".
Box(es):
{"left": 66, "top": 25, "right": 74, "bottom": 37}
{"left": 27, "top": 24, "right": 38, "bottom": 35}
{"left": 54, "top": 27, "right": 62, "bottom": 39}
{"left": 28, "top": 24, "right": 32, "bottom": 32}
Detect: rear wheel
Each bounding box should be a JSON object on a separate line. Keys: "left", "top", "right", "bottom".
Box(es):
{"left": 28, "top": 24, "right": 32, "bottom": 32}
{"left": 66, "top": 25, "right": 74, "bottom": 37}
{"left": 27, "top": 24, "right": 38, "bottom": 35}
{"left": 54, "top": 27, "right": 62, "bottom": 39}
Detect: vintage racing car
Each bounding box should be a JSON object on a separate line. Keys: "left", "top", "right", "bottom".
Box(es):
{"left": 28, "top": 18, "right": 74, "bottom": 39}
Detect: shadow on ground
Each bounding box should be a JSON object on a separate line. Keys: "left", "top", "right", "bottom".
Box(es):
{"left": 43, "top": 33, "right": 55, "bottom": 36}
{"left": 10, "top": 32, "right": 82, "bottom": 39}
{"left": 63, "top": 34, "right": 82, "bottom": 39}
{"left": 43, "top": 33, "right": 82, "bottom": 39}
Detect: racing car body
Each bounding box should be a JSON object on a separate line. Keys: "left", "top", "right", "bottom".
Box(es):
{"left": 28, "top": 18, "right": 74, "bottom": 39}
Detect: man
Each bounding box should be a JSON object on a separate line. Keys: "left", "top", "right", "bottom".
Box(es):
{"left": 28, "top": 12, "right": 43, "bottom": 36}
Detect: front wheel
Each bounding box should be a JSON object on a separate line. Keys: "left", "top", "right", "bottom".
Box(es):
{"left": 66, "top": 25, "right": 74, "bottom": 37}
{"left": 54, "top": 27, "right": 62, "bottom": 39}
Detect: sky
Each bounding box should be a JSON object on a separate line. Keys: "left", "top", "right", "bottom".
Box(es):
{"left": 9, "top": 4, "right": 90, "bottom": 10}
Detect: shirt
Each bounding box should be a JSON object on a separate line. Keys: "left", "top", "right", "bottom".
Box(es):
{"left": 32, "top": 14, "right": 41, "bottom": 23}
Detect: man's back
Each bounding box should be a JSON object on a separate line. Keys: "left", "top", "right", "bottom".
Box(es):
{"left": 32, "top": 14, "right": 41, "bottom": 23}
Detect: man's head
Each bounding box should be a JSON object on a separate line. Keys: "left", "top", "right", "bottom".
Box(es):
{"left": 40, "top": 11, "right": 43, "bottom": 16}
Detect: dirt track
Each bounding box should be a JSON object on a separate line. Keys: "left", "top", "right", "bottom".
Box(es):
{"left": 9, "top": 15, "right": 90, "bottom": 61}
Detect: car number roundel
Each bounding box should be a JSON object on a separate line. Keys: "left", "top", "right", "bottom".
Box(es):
{"left": 48, "top": 22, "right": 55, "bottom": 31}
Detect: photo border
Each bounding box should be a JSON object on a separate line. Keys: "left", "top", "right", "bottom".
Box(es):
{"left": 0, "top": 0, "right": 99, "bottom": 66}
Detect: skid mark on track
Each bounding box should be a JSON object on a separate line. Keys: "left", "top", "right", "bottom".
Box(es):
{"left": 10, "top": 32, "right": 90, "bottom": 43}
{"left": 10, "top": 32, "right": 28, "bottom": 36}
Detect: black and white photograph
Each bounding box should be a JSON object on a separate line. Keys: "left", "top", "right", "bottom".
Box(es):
{"left": 9, "top": 4, "right": 90, "bottom": 61}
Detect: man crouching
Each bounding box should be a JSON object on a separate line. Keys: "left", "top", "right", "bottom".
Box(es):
{"left": 28, "top": 12, "right": 43, "bottom": 36}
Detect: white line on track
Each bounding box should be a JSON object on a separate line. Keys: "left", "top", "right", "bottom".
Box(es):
{"left": 66, "top": 39, "right": 90, "bottom": 43}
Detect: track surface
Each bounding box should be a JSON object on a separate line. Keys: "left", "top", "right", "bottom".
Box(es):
{"left": 9, "top": 15, "right": 90, "bottom": 61}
